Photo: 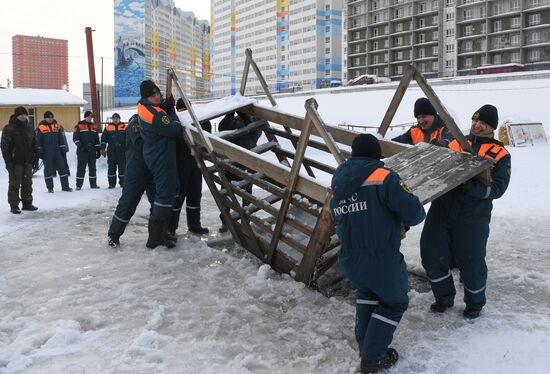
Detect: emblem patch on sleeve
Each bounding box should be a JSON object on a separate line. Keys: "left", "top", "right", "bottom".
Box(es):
{"left": 400, "top": 179, "right": 412, "bottom": 194}
{"left": 162, "top": 115, "right": 171, "bottom": 125}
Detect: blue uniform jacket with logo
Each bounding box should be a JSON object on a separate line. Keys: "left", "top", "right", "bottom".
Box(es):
{"left": 330, "top": 158, "right": 425, "bottom": 269}
{"left": 73, "top": 120, "right": 100, "bottom": 151}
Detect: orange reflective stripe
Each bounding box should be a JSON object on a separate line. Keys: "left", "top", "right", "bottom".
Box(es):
{"left": 410, "top": 128, "right": 424, "bottom": 144}
{"left": 430, "top": 127, "right": 443, "bottom": 142}
{"left": 365, "top": 168, "right": 391, "bottom": 183}
{"left": 138, "top": 103, "right": 154, "bottom": 124}
{"left": 119, "top": 124, "right": 127, "bottom": 131}
{"left": 105, "top": 124, "right": 116, "bottom": 131}
{"left": 448, "top": 139, "right": 469, "bottom": 152}
{"left": 479, "top": 143, "right": 509, "bottom": 161}
{"left": 38, "top": 124, "right": 50, "bottom": 133}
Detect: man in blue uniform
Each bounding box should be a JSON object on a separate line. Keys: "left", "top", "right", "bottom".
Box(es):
{"left": 73, "top": 111, "right": 100, "bottom": 190}
{"left": 331, "top": 134, "right": 425, "bottom": 373}
{"left": 392, "top": 98, "right": 454, "bottom": 146}
{"left": 166, "top": 98, "right": 211, "bottom": 238}
{"left": 137, "top": 80, "right": 181, "bottom": 249}
{"left": 107, "top": 114, "right": 155, "bottom": 247}
{"left": 420, "top": 104, "right": 511, "bottom": 319}
{"left": 101, "top": 113, "right": 127, "bottom": 188}
{"left": 36, "top": 111, "right": 73, "bottom": 193}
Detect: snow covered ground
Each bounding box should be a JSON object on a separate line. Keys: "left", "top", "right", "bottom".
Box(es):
{"left": 2, "top": 78, "right": 550, "bottom": 373}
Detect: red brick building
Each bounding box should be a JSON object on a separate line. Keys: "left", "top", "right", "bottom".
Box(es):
{"left": 12, "top": 35, "right": 69, "bottom": 90}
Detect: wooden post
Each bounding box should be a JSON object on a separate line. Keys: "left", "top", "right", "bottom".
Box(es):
{"left": 239, "top": 56, "right": 250, "bottom": 96}
{"left": 304, "top": 98, "right": 345, "bottom": 165}
{"left": 85, "top": 27, "right": 101, "bottom": 131}
{"left": 378, "top": 65, "right": 415, "bottom": 138}
{"left": 266, "top": 110, "right": 314, "bottom": 263}
{"left": 245, "top": 48, "right": 277, "bottom": 107}
{"left": 412, "top": 68, "right": 474, "bottom": 154}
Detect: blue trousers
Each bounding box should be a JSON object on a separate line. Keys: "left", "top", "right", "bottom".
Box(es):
{"left": 76, "top": 147, "right": 97, "bottom": 187}
{"left": 107, "top": 145, "right": 126, "bottom": 187}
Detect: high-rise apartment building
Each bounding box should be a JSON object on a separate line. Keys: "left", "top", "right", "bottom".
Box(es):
{"left": 211, "top": 0, "right": 344, "bottom": 97}
{"left": 12, "top": 35, "right": 69, "bottom": 90}
{"left": 347, "top": 0, "right": 550, "bottom": 80}
{"left": 114, "top": 0, "right": 210, "bottom": 106}
{"left": 83, "top": 83, "right": 115, "bottom": 112}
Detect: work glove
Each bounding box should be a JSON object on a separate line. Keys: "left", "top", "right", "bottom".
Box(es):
{"left": 96, "top": 149, "right": 101, "bottom": 159}
{"left": 101, "top": 149, "right": 107, "bottom": 157}
{"left": 161, "top": 95, "right": 176, "bottom": 115}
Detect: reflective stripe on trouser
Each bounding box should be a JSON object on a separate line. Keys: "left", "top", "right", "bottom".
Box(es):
{"left": 108, "top": 163, "right": 154, "bottom": 239}
{"left": 421, "top": 203, "right": 489, "bottom": 309}
{"left": 7, "top": 163, "right": 33, "bottom": 206}
{"left": 43, "top": 151, "right": 70, "bottom": 190}
{"left": 342, "top": 256, "right": 409, "bottom": 362}
{"left": 107, "top": 146, "right": 126, "bottom": 187}
{"left": 76, "top": 149, "right": 97, "bottom": 187}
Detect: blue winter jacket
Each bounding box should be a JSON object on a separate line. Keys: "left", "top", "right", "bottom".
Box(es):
{"left": 331, "top": 158, "right": 426, "bottom": 266}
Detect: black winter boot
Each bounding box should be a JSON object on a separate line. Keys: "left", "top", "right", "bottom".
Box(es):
{"left": 360, "top": 348, "right": 399, "bottom": 373}
{"left": 10, "top": 206, "right": 21, "bottom": 214}
{"left": 146, "top": 218, "right": 165, "bottom": 249}
{"left": 430, "top": 298, "right": 454, "bottom": 313}
{"left": 166, "top": 211, "right": 180, "bottom": 242}
{"left": 22, "top": 203, "right": 38, "bottom": 211}
{"left": 108, "top": 236, "right": 120, "bottom": 248}
{"left": 187, "top": 208, "right": 209, "bottom": 235}
{"left": 463, "top": 306, "right": 482, "bottom": 319}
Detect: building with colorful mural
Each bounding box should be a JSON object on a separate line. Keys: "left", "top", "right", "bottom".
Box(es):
{"left": 114, "top": 0, "right": 210, "bottom": 106}
{"left": 211, "top": 0, "right": 344, "bottom": 97}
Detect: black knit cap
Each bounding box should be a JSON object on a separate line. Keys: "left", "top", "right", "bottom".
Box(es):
{"left": 140, "top": 79, "right": 160, "bottom": 99}
{"left": 176, "top": 98, "right": 186, "bottom": 110}
{"left": 112, "top": 112, "right": 121, "bottom": 119}
{"left": 84, "top": 110, "right": 93, "bottom": 118}
{"left": 44, "top": 110, "right": 54, "bottom": 118}
{"left": 472, "top": 104, "right": 499, "bottom": 129}
{"left": 351, "top": 133, "right": 382, "bottom": 160}
{"left": 414, "top": 98, "right": 436, "bottom": 117}
{"left": 14, "top": 106, "right": 28, "bottom": 117}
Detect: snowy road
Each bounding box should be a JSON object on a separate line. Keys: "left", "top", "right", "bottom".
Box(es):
{"left": 1, "top": 140, "right": 550, "bottom": 373}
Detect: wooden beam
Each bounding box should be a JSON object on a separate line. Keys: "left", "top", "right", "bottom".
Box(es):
{"left": 266, "top": 113, "right": 314, "bottom": 262}
{"left": 295, "top": 193, "right": 334, "bottom": 284}
{"left": 274, "top": 147, "right": 336, "bottom": 175}
{"left": 219, "top": 120, "right": 268, "bottom": 142}
{"left": 246, "top": 48, "right": 277, "bottom": 107}
{"left": 304, "top": 98, "right": 345, "bottom": 165}
{"left": 412, "top": 67, "right": 474, "bottom": 154}
{"left": 378, "top": 65, "right": 415, "bottom": 138}
{"left": 239, "top": 56, "right": 251, "bottom": 96}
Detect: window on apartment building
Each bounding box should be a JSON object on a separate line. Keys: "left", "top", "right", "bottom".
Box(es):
{"left": 355, "top": 57, "right": 360, "bottom": 66}
{"left": 446, "top": 44, "right": 455, "bottom": 53}
{"left": 494, "top": 3, "right": 503, "bottom": 15}
{"left": 326, "top": 37, "right": 330, "bottom": 43}
{"left": 384, "top": 53, "right": 389, "bottom": 62}
{"left": 445, "top": 59, "right": 454, "bottom": 68}
{"left": 510, "top": 0, "right": 520, "bottom": 11}
{"left": 529, "top": 14, "right": 541, "bottom": 26}
{"left": 384, "top": 67, "right": 389, "bottom": 76}
{"left": 511, "top": 17, "right": 520, "bottom": 28}
{"left": 326, "top": 47, "right": 331, "bottom": 54}
{"left": 396, "top": 65, "right": 403, "bottom": 74}
{"left": 419, "top": 48, "right": 426, "bottom": 58}
{"left": 419, "top": 33, "right": 426, "bottom": 43}
{"left": 465, "top": 57, "right": 473, "bottom": 67}
{"left": 373, "top": 55, "right": 379, "bottom": 64}
{"left": 325, "top": 26, "right": 331, "bottom": 33}
{"left": 463, "top": 9, "right": 472, "bottom": 20}
{"left": 326, "top": 70, "right": 331, "bottom": 76}
{"left": 511, "top": 34, "right": 520, "bottom": 45}
{"left": 446, "top": 28, "right": 455, "bottom": 37}
{"left": 480, "top": 6, "right": 486, "bottom": 17}
{"left": 433, "top": 61, "right": 439, "bottom": 71}
{"left": 355, "top": 44, "right": 361, "bottom": 53}
{"left": 373, "top": 14, "right": 379, "bottom": 23}
{"left": 395, "top": 36, "right": 403, "bottom": 45}
{"left": 464, "top": 25, "right": 473, "bottom": 36}
{"left": 494, "top": 20, "right": 502, "bottom": 32}
{"left": 373, "top": 1, "right": 378, "bottom": 10}
{"left": 373, "top": 41, "right": 378, "bottom": 50}
{"left": 397, "top": 23, "right": 404, "bottom": 32}
{"left": 326, "top": 4, "right": 330, "bottom": 10}
{"left": 419, "top": 18, "right": 425, "bottom": 28}
{"left": 396, "top": 51, "right": 403, "bottom": 60}
{"left": 530, "top": 49, "right": 541, "bottom": 61}
{"left": 395, "top": 8, "right": 403, "bottom": 18}
{"left": 494, "top": 54, "right": 502, "bottom": 64}
{"left": 433, "top": 15, "right": 439, "bottom": 24}
{"left": 384, "top": 25, "right": 389, "bottom": 34}
{"left": 433, "top": 31, "right": 439, "bottom": 40}
{"left": 511, "top": 51, "right": 521, "bottom": 63}
{"left": 464, "top": 40, "right": 473, "bottom": 51}
{"left": 354, "top": 31, "right": 361, "bottom": 40}
{"left": 419, "top": 2, "right": 426, "bottom": 13}
{"left": 373, "top": 28, "right": 379, "bottom": 37}
{"left": 432, "top": 45, "right": 439, "bottom": 55}
{"left": 530, "top": 31, "right": 541, "bottom": 43}
{"left": 446, "top": 12, "right": 455, "bottom": 22}
{"left": 445, "top": 0, "right": 454, "bottom": 7}
{"left": 325, "top": 58, "right": 331, "bottom": 65}
{"left": 384, "top": 39, "right": 389, "bottom": 48}
{"left": 530, "top": 0, "right": 541, "bottom": 7}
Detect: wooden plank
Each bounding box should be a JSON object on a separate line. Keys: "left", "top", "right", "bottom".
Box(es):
{"left": 248, "top": 215, "right": 308, "bottom": 255}
{"left": 249, "top": 141, "right": 279, "bottom": 154}
{"left": 275, "top": 147, "right": 336, "bottom": 175}
{"left": 412, "top": 68, "right": 474, "bottom": 154}
{"left": 247, "top": 105, "right": 408, "bottom": 157}
{"left": 188, "top": 127, "right": 329, "bottom": 203}
{"left": 378, "top": 65, "right": 415, "bottom": 137}
{"left": 384, "top": 142, "right": 493, "bottom": 203}
{"left": 265, "top": 127, "right": 352, "bottom": 158}
{"left": 246, "top": 48, "right": 277, "bottom": 107}
{"left": 304, "top": 98, "right": 345, "bottom": 165}
{"left": 266, "top": 115, "right": 314, "bottom": 262}
{"left": 219, "top": 120, "right": 268, "bottom": 142}
{"left": 295, "top": 193, "right": 334, "bottom": 285}
{"left": 239, "top": 57, "right": 251, "bottom": 95}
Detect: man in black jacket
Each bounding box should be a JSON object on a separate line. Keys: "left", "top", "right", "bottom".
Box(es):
{"left": 1, "top": 106, "right": 38, "bottom": 213}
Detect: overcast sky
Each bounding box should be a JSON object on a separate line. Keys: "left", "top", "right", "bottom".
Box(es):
{"left": 0, "top": 0, "right": 210, "bottom": 97}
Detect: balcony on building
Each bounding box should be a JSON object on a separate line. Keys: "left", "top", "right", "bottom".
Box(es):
{"left": 455, "top": 0, "right": 488, "bottom": 10}
{"left": 489, "top": 1, "right": 522, "bottom": 19}
{"left": 524, "top": 0, "right": 550, "bottom": 12}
